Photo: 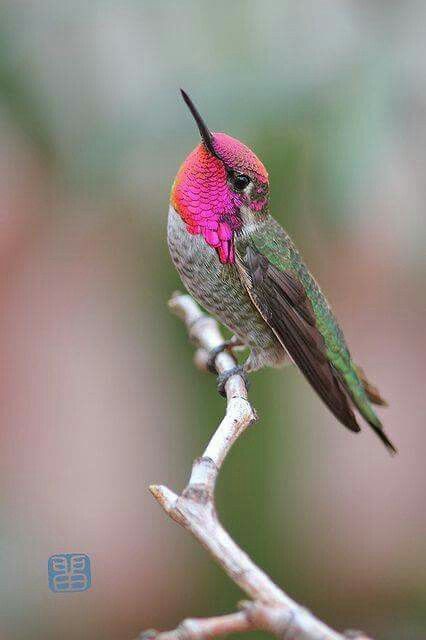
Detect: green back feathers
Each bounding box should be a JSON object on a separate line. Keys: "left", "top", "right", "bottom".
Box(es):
{"left": 243, "top": 217, "right": 395, "bottom": 453}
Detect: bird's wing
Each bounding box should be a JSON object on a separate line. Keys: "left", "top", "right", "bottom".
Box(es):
{"left": 236, "top": 243, "right": 361, "bottom": 433}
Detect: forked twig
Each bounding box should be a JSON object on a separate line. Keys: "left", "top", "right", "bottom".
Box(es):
{"left": 141, "top": 292, "right": 373, "bottom": 640}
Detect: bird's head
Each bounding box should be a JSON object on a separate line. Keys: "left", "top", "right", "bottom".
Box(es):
{"left": 171, "top": 90, "right": 269, "bottom": 264}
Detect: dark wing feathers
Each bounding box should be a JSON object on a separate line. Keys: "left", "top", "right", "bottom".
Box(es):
{"left": 243, "top": 246, "right": 361, "bottom": 433}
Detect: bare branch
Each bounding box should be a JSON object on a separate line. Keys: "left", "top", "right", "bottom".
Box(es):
{"left": 143, "top": 292, "right": 375, "bottom": 640}
{"left": 139, "top": 610, "right": 251, "bottom": 640}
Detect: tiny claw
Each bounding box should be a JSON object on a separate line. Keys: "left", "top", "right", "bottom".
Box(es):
{"left": 206, "top": 343, "right": 231, "bottom": 373}
{"left": 207, "top": 336, "right": 245, "bottom": 373}
{"left": 217, "top": 366, "right": 250, "bottom": 397}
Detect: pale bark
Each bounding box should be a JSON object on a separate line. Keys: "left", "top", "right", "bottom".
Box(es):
{"left": 141, "top": 292, "right": 373, "bottom": 640}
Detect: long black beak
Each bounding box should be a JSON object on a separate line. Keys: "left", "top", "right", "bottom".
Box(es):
{"left": 180, "top": 89, "right": 218, "bottom": 157}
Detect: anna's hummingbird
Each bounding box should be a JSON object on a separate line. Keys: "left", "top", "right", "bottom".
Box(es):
{"left": 168, "top": 90, "right": 396, "bottom": 454}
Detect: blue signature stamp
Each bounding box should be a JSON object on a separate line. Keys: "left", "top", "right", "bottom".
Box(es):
{"left": 48, "top": 553, "right": 92, "bottom": 593}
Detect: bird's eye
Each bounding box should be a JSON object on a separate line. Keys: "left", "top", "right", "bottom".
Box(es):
{"left": 232, "top": 173, "right": 251, "bottom": 191}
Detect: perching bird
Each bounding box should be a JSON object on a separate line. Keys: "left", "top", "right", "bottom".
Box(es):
{"left": 168, "top": 90, "right": 396, "bottom": 454}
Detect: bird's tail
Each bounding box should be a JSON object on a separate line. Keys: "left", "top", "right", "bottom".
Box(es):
{"left": 355, "top": 395, "right": 396, "bottom": 454}
{"left": 345, "top": 365, "right": 397, "bottom": 455}
{"left": 356, "top": 365, "right": 388, "bottom": 406}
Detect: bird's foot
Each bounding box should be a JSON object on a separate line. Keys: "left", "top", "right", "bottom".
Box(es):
{"left": 206, "top": 336, "right": 244, "bottom": 374}
{"left": 207, "top": 343, "right": 230, "bottom": 374}
{"left": 217, "top": 366, "right": 250, "bottom": 397}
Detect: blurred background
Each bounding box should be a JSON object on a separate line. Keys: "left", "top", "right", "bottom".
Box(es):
{"left": 0, "top": 1, "right": 425, "bottom": 639}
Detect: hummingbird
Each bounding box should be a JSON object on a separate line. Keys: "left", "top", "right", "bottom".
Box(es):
{"left": 168, "top": 89, "right": 396, "bottom": 454}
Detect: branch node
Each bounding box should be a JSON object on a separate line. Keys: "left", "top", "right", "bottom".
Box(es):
{"left": 144, "top": 293, "right": 374, "bottom": 640}
{"left": 193, "top": 456, "right": 218, "bottom": 473}
{"left": 181, "top": 484, "right": 212, "bottom": 505}
{"left": 139, "top": 630, "right": 159, "bottom": 640}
